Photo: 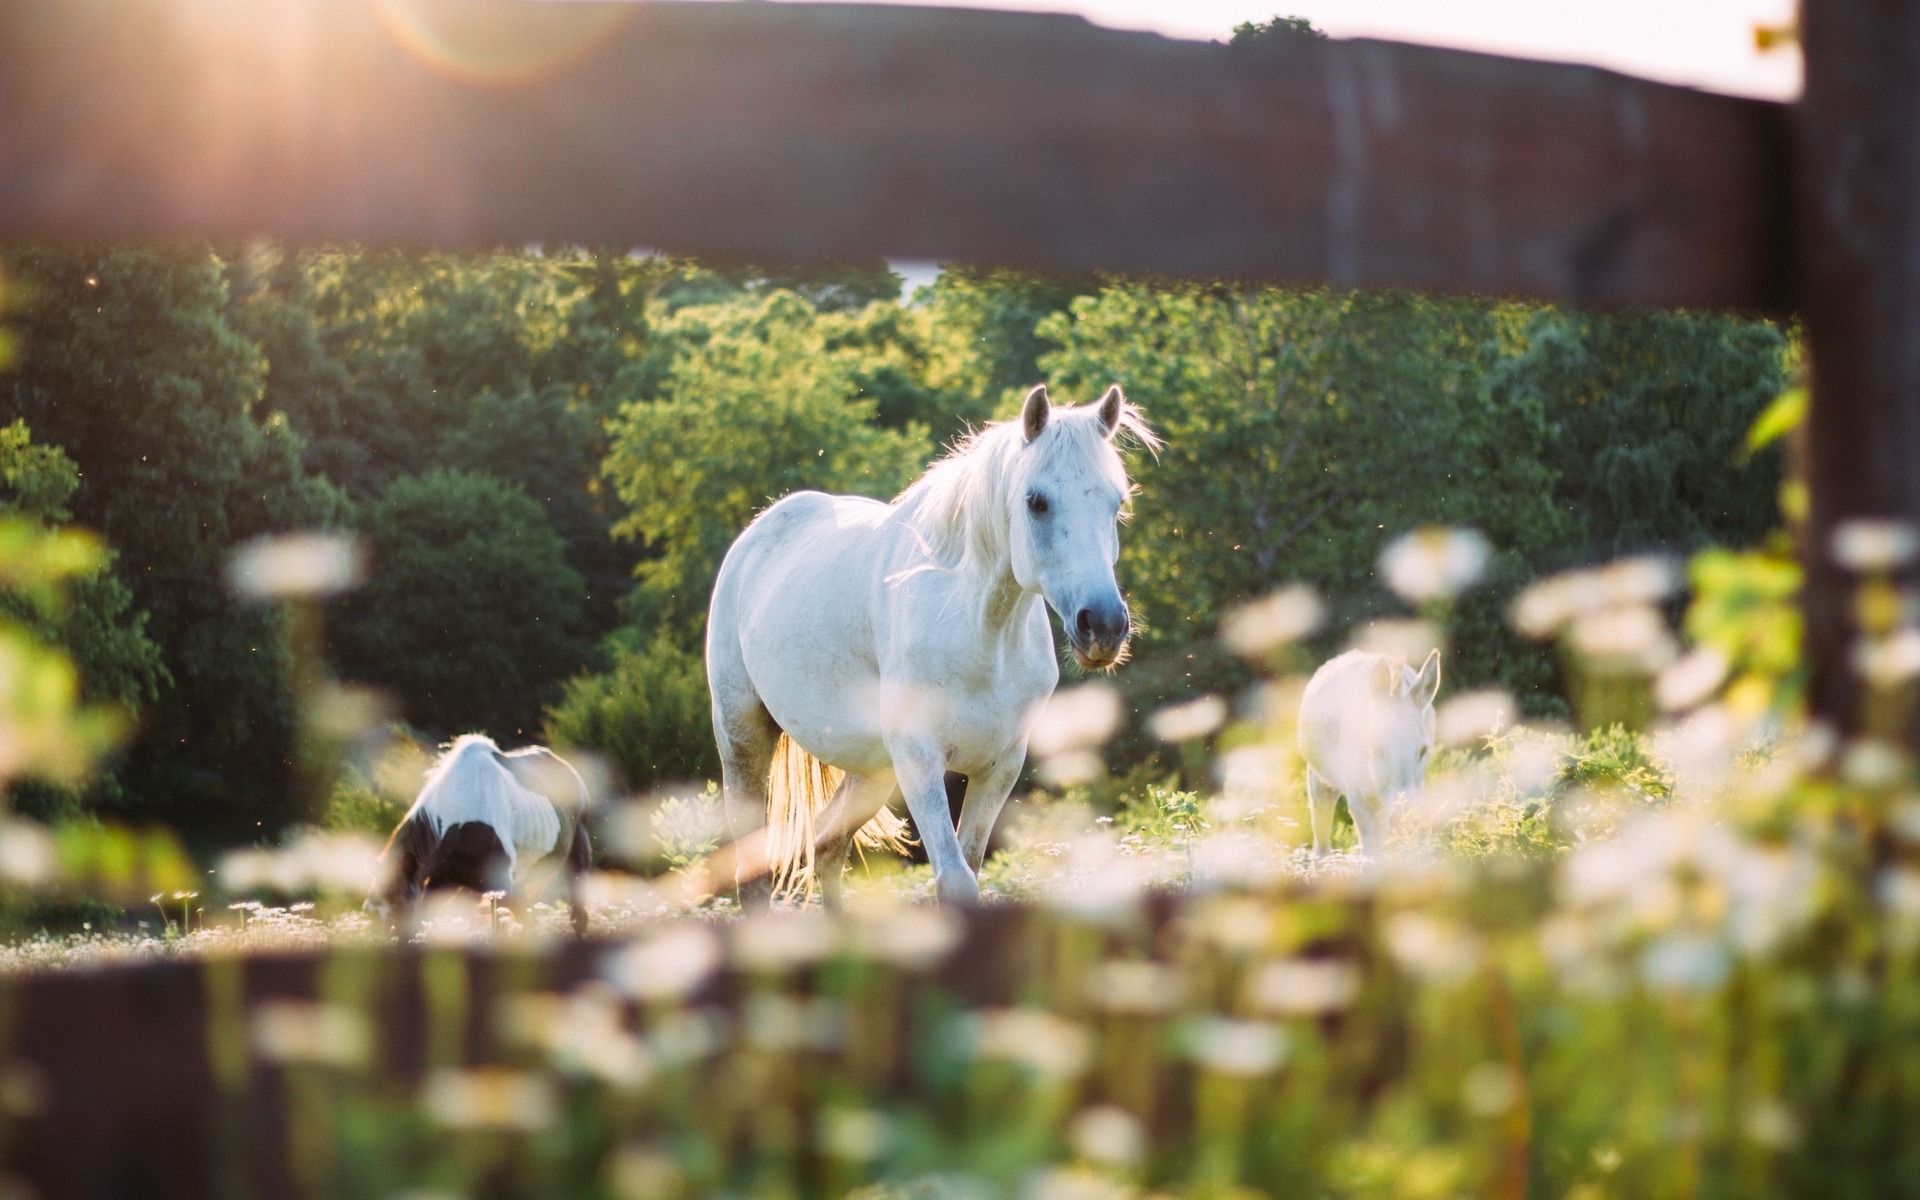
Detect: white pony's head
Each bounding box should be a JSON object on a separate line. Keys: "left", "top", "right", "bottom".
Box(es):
{"left": 1364, "top": 649, "right": 1442, "bottom": 815}
{"left": 1006, "top": 384, "right": 1156, "bottom": 669}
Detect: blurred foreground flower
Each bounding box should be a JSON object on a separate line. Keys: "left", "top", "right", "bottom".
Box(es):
{"left": 966, "top": 1008, "right": 1091, "bottom": 1077}
{"left": 422, "top": 1067, "right": 558, "bottom": 1131}
{"left": 1220, "top": 584, "right": 1324, "bottom": 658}
{"left": 227, "top": 532, "right": 365, "bottom": 601}
{"left": 1378, "top": 526, "right": 1491, "bottom": 605}
{"left": 1147, "top": 694, "right": 1226, "bottom": 743}
{"left": 1031, "top": 683, "right": 1122, "bottom": 786}
{"left": 604, "top": 924, "right": 722, "bottom": 1001}
{"left": 251, "top": 1000, "right": 369, "bottom": 1068}
{"left": 1511, "top": 556, "right": 1677, "bottom": 641}
{"left": 1832, "top": 517, "right": 1919, "bottom": 572}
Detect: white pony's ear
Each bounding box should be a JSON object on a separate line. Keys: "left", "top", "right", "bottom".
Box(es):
{"left": 1021, "top": 384, "right": 1052, "bottom": 443}
{"left": 1411, "top": 649, "right": 1442, "bottom": 705}
{"left": 1370, "top": 656, "right": 1398, "bottom": 696}
{"left": 1096, "top": 384, "right": 1125, "bottom": 440}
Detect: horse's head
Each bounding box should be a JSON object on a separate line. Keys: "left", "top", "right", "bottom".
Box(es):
{"left": 1367, "top": 649, "right": 1442, "bottom": 813}
{"left": 1008, "top": 384, "right": 1154, "bottom": 670}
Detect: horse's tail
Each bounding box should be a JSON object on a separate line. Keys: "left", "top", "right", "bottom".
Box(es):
{"left": 765, "top": 733, "right": 914, "bottom": 899}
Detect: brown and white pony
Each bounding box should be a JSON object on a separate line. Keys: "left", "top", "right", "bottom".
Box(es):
{"left": 370, "top": 734, "right": 593, "bottom": 935}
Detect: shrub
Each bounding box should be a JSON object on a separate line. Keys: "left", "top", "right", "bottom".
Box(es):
{"left": 544, "top": 634, "right": 717, "bottom": 792}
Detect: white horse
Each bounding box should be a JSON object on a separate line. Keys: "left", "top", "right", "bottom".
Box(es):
{"left": 707, "top": 384, "right": 1157, "bottom": 907}
{"left": 1297, "top": 649, "right": 1441, "bottom": 856}
{"left": 370, "top": 734, "right": 594, "bottom": 934}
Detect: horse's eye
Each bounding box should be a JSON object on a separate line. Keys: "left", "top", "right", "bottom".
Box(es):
{"left": 1026, "top": 492, "right": 1050, "bottom": 516}
{"left": 1418, "top": 746, "right": 1429, "bottom": 761}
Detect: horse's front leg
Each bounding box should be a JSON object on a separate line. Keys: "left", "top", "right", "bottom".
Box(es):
{"left": 955, "top": 743, "right": 1026, "bottom": 876}
{"left": 888, "top": 737, "right": 979, "bottom": 905}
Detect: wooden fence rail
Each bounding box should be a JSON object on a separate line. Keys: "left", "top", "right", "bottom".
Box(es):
{"left": 0, "top": 0, "right": 1791, "bottom": 314}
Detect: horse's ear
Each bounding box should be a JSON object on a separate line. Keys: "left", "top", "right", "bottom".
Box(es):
{"left": 1021, "top": 384, "right": 1051, "bottom": 443}
{"left": 1096, "top": 385, "right": 1125, "bottom": 440}
{"left": 1370, "top": 656, "right": 1397, "bottom": 696}
{"left": 1412, "top": 649, "right": 1442, "bottom": 705}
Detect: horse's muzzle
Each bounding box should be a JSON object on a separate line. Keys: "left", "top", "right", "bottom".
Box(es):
{"left": 1070, "top": 600, "right": 1131, "bottom": 669}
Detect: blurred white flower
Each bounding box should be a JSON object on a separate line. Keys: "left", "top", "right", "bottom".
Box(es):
{"left": 1039, "top": 750, "right": 1105, "bottom": 789}
{"left": 817, "top": 1106, "right": 893, "bottom": 1161}
{"left": 1460, "top": 1061, "right": 1519, "bottom": 1116}
{"left": 1069, "top": 1105, "right": 1144, "bottom": 1167}
{"left": 1832, "top": 517, "right": 1920, "bottom": 572}
{"left": 1214, "top": 745, "right": 1288, "bottom": 810}
{"left": 1220, "top": 585, "right": 1324, "bottom": 657}
{"left": 1568, "top": 605, "right": 1676, "bottom": 673}
{"left": 422, "top": 1067, "right": 558, "bottom": 1131}
{"left": 1854, "top": 628, "right": 1920, "bottom": 688}
{"left": 0, "top": 821, "right": 56, "bottom": 889}
{"left": 1742, "top": 1098, "right": 1801, "bottom": 1149}
{"left": 1246, "top": 958, "right": 1362, "bottom": 1015}
{"left": 743, "top": 993, "right": 843, "bottom": 1053}
{"left": 1182, "top": 1017, "right": 1287, "bottom": 1076}
{"left": 1040, "top": 831, "right": 1150, "bottom": 923}
{"left": 1086, "top": 960, "right": 1184, "bottom": 1015}
{"left": 968, "top": 1008, "right": 1091, "bottom": 1077}
{"left": 604, "top": 925, "right": 722, "bottom": 1002}
{"left": 1029, "top": 684, "right": 1123, "bottom": 758}
{"left": 1384, "top": 912, "right": 1481, "bottom": 981}
{"left": 608, "top": 1146, "right": 683, "bottom": 1200}
{"left": 1656, "top": 647, "right": 1731, "bottom": 712}
{"left": 1640, "top": 932, "right": 1729, "bottom": 992}
{"left": 1147, "top": 694, "right": 1227, "bottom": 743}
{"left": 1350, "top": 618, "right": 1441, "bottom": 663}
{"left": 1378, "top": 526, "right": 1492, "bottom": 604}
{"left": 1025, "top": 1167, "right": 1134, "bottom": 1200}
{"left": 846, "top": 903, "right": 962, "bottom": 969}
{"left": 1878, "top": 866, "right": 1920, "bottom": 918}
{"left": 251, "top": 1001, "right": 369, "bottom": 1068}
{"left": 227, "top": 533, "right": 365, "bottom": 601}
{"left": 1840, "top": 739, "right": 1910, "bottom": 789}
{"left": 645, "top": 1009, "right": 725, "bottom": 1067}
{"left": 504, "top": 986, "right": 653, "bottom": 1088}
{"left": 1435, "top": 690, "right": 1514, "bottom": 748}
{"left": 731, "top": 909, "right": 841, "bottom": 972}
{"left": 1192, "top": 829, "right": 1288, "bottom": 890}
{"left": 1511, "top": 557, "right": 1676, "bottom": 641}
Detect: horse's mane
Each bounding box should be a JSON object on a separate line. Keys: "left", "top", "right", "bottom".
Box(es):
{"left": 892, "top": 396, "right": 1156, "bottom": 577}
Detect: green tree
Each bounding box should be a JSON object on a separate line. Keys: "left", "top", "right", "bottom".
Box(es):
{"left": 602, "top": 290, "right": 931, "bottom": 642}
{"left": 1488, "top": 308, "right": 1788, "bottom": 564}
{"left": 330, "top": 469, "right": 590, "bottom": 738}
{"left": 0, "top": 245, "right": 334, "bottom": 839}
{"left": 1040, "top": 285, "right": 1563, "bottom": 681}
{"left": 0, "top": 422, "right": 168, "bottom": 820}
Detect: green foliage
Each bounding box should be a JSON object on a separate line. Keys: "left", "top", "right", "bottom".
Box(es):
{"left": 545, "top": 634, "right": 717, "bottom": 792}
{"left": 1487, "top": 307, "right": 1788, "bottom": 563}
{"left": 0, "top": 245, "right": 334, "bottom": 838}
{"left": 318, "top": 775, "right": 408, "bottom": 837}
{"left": 602, "top": 290, "right": 931, "bottom": 640}
{"left": 1229, "top": 14, "right": 1327, "bottom": 44}
{"left": 330, "top": 469, "right": 589, "bottom": 738}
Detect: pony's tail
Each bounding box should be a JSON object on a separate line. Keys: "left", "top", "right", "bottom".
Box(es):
{"left": 765, "top": 734, "right": 914, "bottom": 899}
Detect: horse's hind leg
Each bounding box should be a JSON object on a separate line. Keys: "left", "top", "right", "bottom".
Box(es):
{"left": 1306, "top": 767, "right": 1337, "bottom": 857}
{"left": 812, "top": 772, "right": 897, "bottom": 909}
{"left": 713, "top": 689, "right": 779, "bottom": 913}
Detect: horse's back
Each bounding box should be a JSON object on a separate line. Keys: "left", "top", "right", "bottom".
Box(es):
{"left": 1298, "top": 651, "right": 1385, "bottom": 784}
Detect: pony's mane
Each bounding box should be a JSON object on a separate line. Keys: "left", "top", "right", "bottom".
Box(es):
{"left": 892, "top": 396, "right": 1156, "bottom": 576}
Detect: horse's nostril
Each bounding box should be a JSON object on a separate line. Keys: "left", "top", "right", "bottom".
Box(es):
{"left": 1075, "top": 608, "right": 1095, "bottom": 639}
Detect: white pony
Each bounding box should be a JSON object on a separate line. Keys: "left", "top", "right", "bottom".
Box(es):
{"left": 707, "top": 384, "right": 1157, "bottom": 907}
{"left": 1297, "top": 649, "right": 1441, "bottom": 856}
{"left": 370, "top": 734, "right": 594, "bottom": 934}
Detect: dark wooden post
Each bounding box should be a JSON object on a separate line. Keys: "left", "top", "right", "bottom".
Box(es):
{"left": 1798, "top": 1, "right": 1920, "bottom": 740}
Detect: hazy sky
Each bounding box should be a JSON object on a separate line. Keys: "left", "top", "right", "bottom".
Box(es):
{"left": 789, "top": 0, "right": 1801, "bottom": 100}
